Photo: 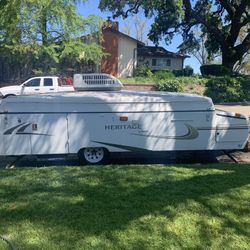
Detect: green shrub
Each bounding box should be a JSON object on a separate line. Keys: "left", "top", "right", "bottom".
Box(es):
{"left": 240, "top": 76, "right": 250, "bottom": 101}
{"left": 173, "top": 66, "right": 194, "bottom": 77}
{"left": 166, "top": 76, "right": 208, "bottom": 86}
{"left": 173, "top": 69, "right": 183, "bottom": 77}
{"left": 183, "top": 65, "right": 194, "bottom": 76}
{"left": 155, "top": 79, "right": 184, "bottom": 92}
{"left": 134, "top": 64, "right": 153, "bottom": 78}
{"left": 200, "top": 64, "right": 231, "bottom": 76}
{"left": 180, "top": 76, "right": 208, "bottom": 85}
{"left": 153, "top": 70, "right": 174, "bottom": 80}
{"left": 118, "top": 77, "right": 154, "bottom": 84}
{"left": 204, "top": 76, "right": 243, "bottom": 103}
{"left": 155, "top": 76, "right": 208, "bottom": 93}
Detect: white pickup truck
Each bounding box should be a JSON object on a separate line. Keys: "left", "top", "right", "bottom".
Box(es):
{"left": 0, "top": 76, "right": 74, "bottom": 97}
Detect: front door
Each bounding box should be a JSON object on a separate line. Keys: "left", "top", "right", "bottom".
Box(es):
{"left": 22, "top": 78, "right": 41, "bottom": 95}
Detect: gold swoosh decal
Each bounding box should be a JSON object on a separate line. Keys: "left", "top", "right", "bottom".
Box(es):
{"left": 131, "top": 124, "right": 199, "bottom": 140}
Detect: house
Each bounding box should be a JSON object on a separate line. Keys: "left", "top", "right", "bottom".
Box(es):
{"left": 137, "top": 46, "right": 188, "bottom": 72}
{"left": 101, "top": 19, "right": 144, "bottom": 77}
{"left": 101, "top": 19, "right": 188, "bottom": 77}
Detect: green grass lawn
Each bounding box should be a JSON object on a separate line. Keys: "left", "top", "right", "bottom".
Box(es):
{"left": 119, "top": 77, "right": 154, "bottom": 85}
{"left": 0, "top": 164, "right": 250, "bottom": 250}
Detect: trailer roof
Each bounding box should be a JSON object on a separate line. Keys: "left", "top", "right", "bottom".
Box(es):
{"left": 0, "top": 91, "right": 214, "bottom": 112}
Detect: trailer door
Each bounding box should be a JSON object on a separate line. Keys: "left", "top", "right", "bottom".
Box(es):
{"left": 30, "top": 114, "right": 69, "bottom": 155}
{"left": 0, "top": 114, "right": 5, "bottom": 155}
{"left": 3, "top": 114, "right": 31, "bottom": 155}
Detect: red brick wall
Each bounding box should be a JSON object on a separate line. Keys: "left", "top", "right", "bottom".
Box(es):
{"left": 101, "top": 30, "right": 118, "bottom": 76}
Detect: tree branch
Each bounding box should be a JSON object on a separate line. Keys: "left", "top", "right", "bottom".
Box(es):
{"left": 235, "top": 1, "right": 249, "bottom": 20}
{"left": 240, "top": 15, "right": 250, "bottom": 28}
{"left": 123, "top": 0, "right": 141, "bottom": 18}
{"left": 211, "top": 5, "right": 224, "bottom": 17}
{"left": 219, "top": 0, "right": 236, "bottom": 18}
{"left": 235, "top": 32, "right": 250, "bottom": 58}
{"left": 226, "top": 10, "right": 249, "bottom": 47}
{"left": 183, "top": 0, "right": 225, "bottom": 46}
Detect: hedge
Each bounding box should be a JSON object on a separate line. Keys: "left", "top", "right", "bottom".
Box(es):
{"left": 200, "top": 64, "right": 231, "bottom": 76}
{"left": 154, "top": 75, "right": 249, "bottom": 103}
{"left": 155, "top": 79, "right": 185, "bottom": 92}
{"left": 204, "top": 76, "right": 250, "bottom": 102}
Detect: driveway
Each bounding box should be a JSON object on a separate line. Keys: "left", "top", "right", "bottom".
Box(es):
{"left": 215, "top": 103, "right": 250, "bottom": 117}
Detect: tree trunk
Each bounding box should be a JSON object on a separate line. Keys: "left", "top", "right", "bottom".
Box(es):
{"left": 221, "top": 48, "right": 238, "bottom": 71}
{"left": 41, "top": 10, "right": 48, "bottom": 46}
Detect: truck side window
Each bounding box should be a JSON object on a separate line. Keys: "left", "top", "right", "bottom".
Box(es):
{"left": 44, "top": 78, "right": 53, "bottom": 86}
{"left": 25, "top": 79, "right": 40, "bottom": 87}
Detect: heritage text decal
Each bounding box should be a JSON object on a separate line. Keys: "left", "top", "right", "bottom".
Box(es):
{"left": 105, "top": 124, "right": 141, "bottom": 130}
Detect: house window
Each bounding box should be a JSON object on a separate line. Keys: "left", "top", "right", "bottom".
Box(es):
{"left": 152, "top": 58, "right": 171, "bottom": 67}
{"left": 152, "top": 58, "right": 157, "bottom": 66}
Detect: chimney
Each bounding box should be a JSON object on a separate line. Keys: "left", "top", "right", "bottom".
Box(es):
{"left": 102, "top": 17, "right": 119, "bottom": 31}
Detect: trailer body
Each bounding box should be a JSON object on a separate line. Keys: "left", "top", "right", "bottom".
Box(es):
{"left": 0, "top": 91, "right": 249, "bottom": 163}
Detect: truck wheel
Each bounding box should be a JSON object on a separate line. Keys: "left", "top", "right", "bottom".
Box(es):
{"left": 78, "top": 147, "right": 109, "bottom": 165}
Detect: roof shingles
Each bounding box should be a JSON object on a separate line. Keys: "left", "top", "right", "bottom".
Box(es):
{"left": 137, "top": 46, "right": 188, "bottom": 58}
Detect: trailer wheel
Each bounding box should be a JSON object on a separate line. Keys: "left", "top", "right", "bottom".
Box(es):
{"left": 3, "top": 94, "right": 16, "bottom": 98}
{"left": 78, "top": 147, "right": 108, "bottom": 165}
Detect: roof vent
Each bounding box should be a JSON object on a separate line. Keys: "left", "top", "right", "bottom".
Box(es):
{"left": 73, "top": 74, "right": 123, "bottom": 91}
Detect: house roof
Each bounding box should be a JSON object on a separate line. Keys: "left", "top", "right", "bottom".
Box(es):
{"left": 137, "top": 46, "right": 188, "bottom": 58}
{"left": 102, "top": 27, "right": 145, "bottom": 46}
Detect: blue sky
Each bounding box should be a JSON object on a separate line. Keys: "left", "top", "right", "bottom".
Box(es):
{"left": 78, "top": 1, "right": 200, "bottom": 73}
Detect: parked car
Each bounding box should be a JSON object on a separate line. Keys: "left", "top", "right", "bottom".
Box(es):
{"left": 0, "top": 76, "right": 74, "bottom": 97}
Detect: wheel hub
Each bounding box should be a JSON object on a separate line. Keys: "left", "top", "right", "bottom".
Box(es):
{"left": 83, "top": 147, "right": 104, "bottom": 164}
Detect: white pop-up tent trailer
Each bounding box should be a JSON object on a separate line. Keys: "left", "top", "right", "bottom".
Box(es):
{"left": 0, "top": 74, "right": 249, "bottom": 164}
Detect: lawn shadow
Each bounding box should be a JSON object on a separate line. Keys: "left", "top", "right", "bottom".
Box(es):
{"left": 0, "top": 163, "right": 249, "bottom": 248}
{"left": 0, "top": 150, "right": 218, "bottom": 168}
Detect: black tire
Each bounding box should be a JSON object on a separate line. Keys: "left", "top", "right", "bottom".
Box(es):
{"left": 4, "top": 94, "right": 16, "bottom": 98}
{"left": 78, "top": 147, "right": 109, "bottom": 165}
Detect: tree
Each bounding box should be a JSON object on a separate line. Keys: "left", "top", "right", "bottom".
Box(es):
{"left": 134, "top": 15, "right": 149, "bottom": 44}
{"left": 179, "top": 28, "right": 218, "bottom": 66}
{"left": 0, "top": 0, "right": 103, "bottom": 80}
{"left": 233, "top": 24, "right": 250, "bottom": 74}
{"left": 0, "top": 0, "right": 7, "bottom": 8}
{"left": 234, "top": 54, "right": 250, "bottom": 74}
{"left": 122, "top": 15, "right": 150, "bottom": 44}
{"left": 99, "top": 0, "right": 250, "bottom": 71}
